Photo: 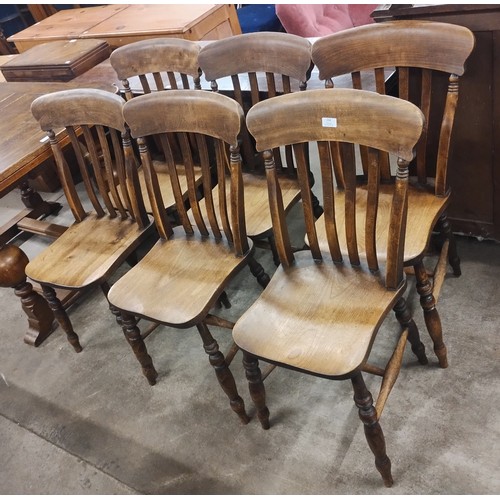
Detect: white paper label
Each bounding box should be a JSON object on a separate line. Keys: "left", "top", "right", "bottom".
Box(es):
{"left": 322, "top": 117, "right": 337, "bottom": 128}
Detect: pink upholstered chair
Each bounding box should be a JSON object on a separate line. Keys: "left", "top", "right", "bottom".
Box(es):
{"left": 276, "top": 4, "right": 376, "bottom": 37}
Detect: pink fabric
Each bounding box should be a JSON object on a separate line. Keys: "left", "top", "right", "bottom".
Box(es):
{"left": 275, "top": 4, "right": 376, "bottom": 37}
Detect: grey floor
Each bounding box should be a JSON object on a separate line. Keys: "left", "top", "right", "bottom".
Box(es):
{"left": 0, "top": 180, "right": 499, "bottom": 495}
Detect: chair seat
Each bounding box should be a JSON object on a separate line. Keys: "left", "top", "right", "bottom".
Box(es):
{"left": 187, "top": 173, "right": 301, "bottom": 237}
{"left": 313, "top": 184, "right": 449, "bottom": 262}
{"left": 25, "top": 213, "right": 153, "bottom": 289}
{"left": 242, "top": 172, "right": 301, "bottom": 237}
{"left": 107, "top": 227, "right": 253, "bottom": 327}
{"left": 233, "top": 251, "right": 405, "bottom": 378}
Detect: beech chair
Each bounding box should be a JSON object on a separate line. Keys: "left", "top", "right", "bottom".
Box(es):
{"left": 199, "top": 32, "right": 322, "bottom": 264}
{"left": 233, "top": 88, "right": 426, "bottom": 486}
{"left": 311, "top": 20, "right": 475, "bottom": 368}
{"left": 28, "top": 88, "right": 154, "bottom": 352}
{"left": 110, "top": 37, "right": 203, "bottom": 217}
{"left": 107, "top": 90, "right": 269, "bottom": 422}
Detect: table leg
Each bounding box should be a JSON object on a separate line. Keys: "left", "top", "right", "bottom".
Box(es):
{"left": 0, "top": 244, "right": 55, "bottom": 346}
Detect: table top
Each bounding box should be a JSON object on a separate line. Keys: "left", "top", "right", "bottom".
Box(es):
{"left": 8, "top": 5, "right": 127, "bottom": 43}
{"left": 81, "top": 4, "right": 224, "bottom": 39}
{"left": 0, "top": 80, "right": 116, "bottom": 197}
{"left": 9, "top": 4, "right": 230, "bottom": 45}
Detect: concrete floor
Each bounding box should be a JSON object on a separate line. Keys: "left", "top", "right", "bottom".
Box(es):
{"left": 0, "top": 183, "right": 499, "bottom": 494}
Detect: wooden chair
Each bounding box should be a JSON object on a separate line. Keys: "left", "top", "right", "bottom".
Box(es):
{"left": 311, "top": 20, "right": 475, "bottom": 368}
{"left": 233, "top": 88, "right": 426, "bottom": 486}
{"left": 110, "top": 37, "right": 203, "bottom": 218}
{"left": 107, "top": 90, "right": 269, "bottom": 422}
{"left": 198, "top": 32, "right": 322, "bottom": 264}
{"left": 28, "top": 88, "right": 154, "bottom": 352}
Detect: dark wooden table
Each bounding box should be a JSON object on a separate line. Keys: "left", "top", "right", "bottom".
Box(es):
{"left": 372, "top": 4, "right": 500, "bottom": 241}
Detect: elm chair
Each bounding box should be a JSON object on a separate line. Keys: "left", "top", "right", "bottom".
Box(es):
{"left": 28, "top": 88, "right": 154, "bottom": 352}
{"left": 110, "top": 37, "right": 203, "bottom": 217}
{"left": 311, "top": 21, "right": 475, "bottom": 369}
{"left": 199, "top": 32, "right": 321, "bottom": 264}
{"left": 107, "top": 90, "right": 269, "bottom": 422}
{"left": 233, "top": 88, "right": 426, "bottom": 486}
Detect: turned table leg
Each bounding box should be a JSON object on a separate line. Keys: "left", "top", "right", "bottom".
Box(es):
{"left": 0, "top": 244, "right": 55, "bottom": 346}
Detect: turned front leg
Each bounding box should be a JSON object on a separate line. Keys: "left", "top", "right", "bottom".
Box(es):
{"left": 351, "top": 372, "right": 393, "bottom": 487}
{"left": 41, "top": 284, "right": 82, "bottom": 353}
{"left": 242, "top": 350, "right": 270, "bottom": 429}
{"left": 414, "top": 261, "right": 448, "bottom": 368}
{"left": 393, "top": 297, "right": 428, "bottom": 365}
{"left": 196, "top": 322, "right": 249, "bottom": 424}
{"left": 121, "top": 312, "right": 158, "bottom": 386}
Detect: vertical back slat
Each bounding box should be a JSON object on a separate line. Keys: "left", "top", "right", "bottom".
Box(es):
{"left": 96, "top": 125, "right": 128, "bottom": 218}
{"left": 181, "top": 74, "right": 190, "bottom": 89}
{"left": 343, "top": 141, "right": 360, "bottom": 266}
{"left": 229, "top": 143, "right": 249, "bottom": 256}
{"left": 196, "top": 133, "right": 222, "bottom": 239}
{"left": 139, "top": 74, "right": 151, "bottom": 94}
{"left": 249, "top": 72, "right": 260, "bottom": 106}
{"left": 109, "top": 127, "right": 133, "bottom": 216}
{"left": 282, "top": 75, "right": 291, "bottom": 94}
{"left": 318, "top": 141, "right": 342, "bottom": 262}
{"left": 82, "top": 125, "right": 117, "bottom": 218}
{"left": 365, "top": 148, "right": 380, "bottom": 272}
{"left": 386, "top": 158, "right": 409, "bottom": 290}
{"left": 266, "top": 72, "right": 277, "bottom": 97}
{"left": 66, "top": 126, "right": 104, "bottom": 217}
{"left": 398, "top": 67, "right": 410, "bottom": 101}
{"left": 167, "top": 71, "right": 178, "bottom": 90}
{"left": 417, "top": 68, "right": 432, "bottom": 184}
{"left": 294, "top": 143, "right": 321, "bottom": 260}
{"left": 179, "top": 132, "right": 208, "bottom": 235}
{"left": 329, "top": 140, "right": 345, "bottom": 189}
{"left": 159, "top": 133, "right": 193, "bottom": 233}
{"left": 264, "top": 149, "right": 294, "bottom": 267}
{"left": 137, "top": 136, "right": 173, "bottom": 239}
{"left": 435, "top": 74, "right": 460, "bottom": 196}
{"left": 375, "top": 67, "right": 392, "bottom": 181}
{"left": 153, "top": 72, "right": 166, "bottom": 91}
{"left": 351, "top": 71, "right": 362, "bottom": 90}
{"left": 231, "top": 75, "right": 244, "bottom": 108}
{"left": 122, "top": 130, "right": 149, "bottom": 229}
{"left": 351, "top": 71, "right": 370, "bottom": 177}
{"left": 375, "top": 67, "right": 386, "bottom": 94}
{"left": 229, "top": 75, "right": 257, "bottom": 170}
{"left": 48, "top": 129, "right": 86, "bottom": 222}
{"left": 215, "top": 140, "right": 233, "bottom": 243}
{"left": 284, "top": 74, "right": 296, "bottom": 171}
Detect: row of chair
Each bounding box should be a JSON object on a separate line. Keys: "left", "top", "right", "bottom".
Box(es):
{"left": 26, "top": 20, "right": 475, "bottom": 487}
{"left": 108, "top": 22, "right": 475, "bottom": 359}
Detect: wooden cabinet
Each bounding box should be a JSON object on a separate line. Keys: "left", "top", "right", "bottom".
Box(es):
{"left": 9, "top": 4, "right": 241, "bottom": 53}
{"left": 372, "top": 4, "right": 500, "bottom": 241}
